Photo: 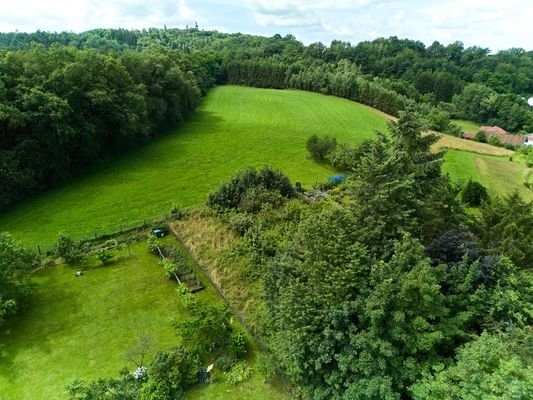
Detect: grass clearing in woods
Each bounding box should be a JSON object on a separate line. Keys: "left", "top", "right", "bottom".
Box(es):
{"left": 0, "top": 86, "right": 527, "bottom": 247}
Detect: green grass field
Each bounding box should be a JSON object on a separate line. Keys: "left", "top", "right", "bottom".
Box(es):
{"left": 443, "top": 150, "right": 531, "bottom": 200}
{"left": 0, "top": 86, "right": 529, "bottom": 248}
{"left": 453, "top": 119, "right": 481, "bottom": 133}
{"left": 0, "top": 86, "right": 387, "bottom": 247}
{"left": 0, "top": 239, "right": 287, "bottom": 400}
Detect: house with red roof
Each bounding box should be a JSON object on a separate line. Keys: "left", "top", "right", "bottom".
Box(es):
{"left": 479, "top": 126, "right": 507, "bottom": 136}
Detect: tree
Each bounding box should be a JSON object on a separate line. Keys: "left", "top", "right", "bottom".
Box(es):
{"left": 462, "top": 179, "right": 489, "bottom": 206}
{"left": 267, "top": 231, "right": 450, "bottom": 399}
{"left": 306, "top": 134, "right": 337, "bottom": 161}
{"left": 411, "top": 331, "right": 533, "bottom": 400}
{"left": 125, "top": 333, "right": 155, "bottom": 368}
{"left": 0, "top": 232, "right": 36, "bottom": 325}
{"left": 475, "top": 191, "right": 533, "bottom": 269}
{"left": 349, "top": 110, "right": 461, "bottom": 253}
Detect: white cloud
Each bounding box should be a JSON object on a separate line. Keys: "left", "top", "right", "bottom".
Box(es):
{"left": 0, "top": 0, "right": 201, "bottom": 32}
{"left": 0, "top": 0, "right": 531, "bottom": 51}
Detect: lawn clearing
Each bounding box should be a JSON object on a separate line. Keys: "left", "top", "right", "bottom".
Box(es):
{"left": 443, "top": 150, "right": 532, "bottom": 200}
{"left": 453, "top": 119, "right": 482, "bottom": 133}
{"left": 0, "top": 241, "right": 186, "bottom": 399}
{"left": 0, "top": 86, "right": 387, "bottom": 248}
{"left": 0, "top": 86, "right": 527, "bottom": 248}
{"left": 0, "top": 239, "right": 287, "bottom": 400}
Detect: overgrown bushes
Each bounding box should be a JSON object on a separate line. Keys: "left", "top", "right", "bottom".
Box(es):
{"left": 207, "top": 166, "right": 295, "bottom": 211}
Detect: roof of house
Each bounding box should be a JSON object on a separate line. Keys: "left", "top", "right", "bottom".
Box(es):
{"left": 462, "top": 132, "right": 525, "bottom": 146}
{"left": 480, "top": 125, "right": 507, "bottom": 135}
{"left": 495, "top": 134, "right": 525, "bottom": 146}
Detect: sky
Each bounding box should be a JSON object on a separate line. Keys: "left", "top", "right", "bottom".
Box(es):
{"left": 0, "top": 0, "right": 532, "bottom": 52}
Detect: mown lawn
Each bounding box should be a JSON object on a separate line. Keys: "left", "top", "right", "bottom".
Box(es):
{"left": 0, "top": 86, "right": 528, "bottom": 248}
{"left": 443, "top": 150, "right": 532, "bottom": 200}
{"left": 0, "top": 239, "right": 286, "bottom": 400}
{"left": 0, "top": 86, "right": 387, "bottom": 248}
{"left": 453, "top": 119, "right": 481, "bottom": 133}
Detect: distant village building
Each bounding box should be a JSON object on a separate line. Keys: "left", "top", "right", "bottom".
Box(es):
{"left": 479, "top": 125, "right": 507, "bottom": 136}
{"left": 462, "top": 126, "right": 529, "bottom": 147}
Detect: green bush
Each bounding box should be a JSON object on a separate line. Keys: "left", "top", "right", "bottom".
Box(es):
{"left": 215, "top": 355, "right": 235, "bottom": 371}
{"left": 207, "top": 166, "right": 295, "bottom": 211}
{"left": 228, "top": 212, "right": 254, "bottom": 236}
{"left": 149, "top": 345, "right": 201, "bottom": 394}
{"left": 227, "top": 331, "right": 247, "bottom": 359}
{"left": 239, "top": 187, "right": 286, "bottom": 213}
{"left": 462, "top": 180, "right": 489, "bottom": 206}
{"left": 306, "top": 134, "right": 337, "bottom": 161}
{"left": 225, "top": 361, "right": 253, "bottom": 384}
{"left": 147, "top": 236, "right": 161, "bottom": 255}
{"left": 95, "top": 248, "right": 114, "bottom": 265}
{"left": 55, "top": 233, "right": 85, "bottom": 264}
{"left": 488, "top": 135, "right": 501, "bottom": 147}
{"left": 475, "top": 130, "right": 487, "bottom": 143}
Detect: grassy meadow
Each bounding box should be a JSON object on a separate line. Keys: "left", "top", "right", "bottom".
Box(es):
{"left": 0, "top": 86, "right": 530, "bottom": 248}
{"left": 443, "top": 150, "right": 531, "bottom": 199}
{"left": 453, "top": 119, "right": 482, "bottom": 133}
{"left": 0, "top": 239, "right": 287, "bottom": 400}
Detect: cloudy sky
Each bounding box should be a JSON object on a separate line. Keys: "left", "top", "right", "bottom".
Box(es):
{"left": 1, "top": 0, "right": 531, "bottom": 52}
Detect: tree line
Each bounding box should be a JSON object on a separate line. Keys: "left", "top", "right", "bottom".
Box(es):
{"left": 0, "top": 44, "right": 220, "bottom": 209}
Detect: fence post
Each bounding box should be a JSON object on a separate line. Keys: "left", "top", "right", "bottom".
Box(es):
{"left": 94, "top": 231, "right": 97, "bottom": 240}
{"left": 37, "top": 245, "right": 41, "bottom": 255}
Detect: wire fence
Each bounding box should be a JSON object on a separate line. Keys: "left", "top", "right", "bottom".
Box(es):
{"left": 32, "top": 211, "right": 186, "bottom": 255}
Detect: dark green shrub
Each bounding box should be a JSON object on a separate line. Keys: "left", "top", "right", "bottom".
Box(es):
{"left": 330, "top": 139, "right": 374, "bottom": 172}
{"left": 55, "top": 233, "right": 85, "bottom": 264}
{"left": 475, "top": 130, "right": 487, "bottom": 143}
{"left": 228, "top": 212, "right": 254, "bottom": 236}
{"left": 207, "top": 166, "right": 295, "bottom": 211}
{"left": 147, "top": 236, "right": 161, "bottom": 255}
{"left": 215, "top": 355, "right": 235, "bottom": 371}
{"left": 462, "top": 180, "right": 489, "bottom": 206}
{"left": 488, "top": 136, "right": 501, "bottom": 147}
{"left": 239, "top": 188, "right": 286, "bottom": 213}
{"left": 306, "top": 134, "right": 337, "bottom": 161}
{"left": 227, "top": 331, "right": 247, "bottom": 359}
{"left": 148, "top": 345, "right": 201, "bottom": 395}
{"left": 225, "top": 361, "right": 253, "bottom": 385}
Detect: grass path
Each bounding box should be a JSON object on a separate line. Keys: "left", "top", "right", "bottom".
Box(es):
{"left": 443, "top": 150, "right": 531, "bottom": 199}
{"left": 0, "top": 86, "right": 529, "bottom": 247}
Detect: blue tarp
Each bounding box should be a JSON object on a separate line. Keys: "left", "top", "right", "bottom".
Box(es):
{"left": 328, "top": 175, "right": 346, "bottom": 184}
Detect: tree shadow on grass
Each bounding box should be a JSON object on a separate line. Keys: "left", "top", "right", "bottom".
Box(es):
{"left": 0, "top": 266, "right": 82, "bottom": 382}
